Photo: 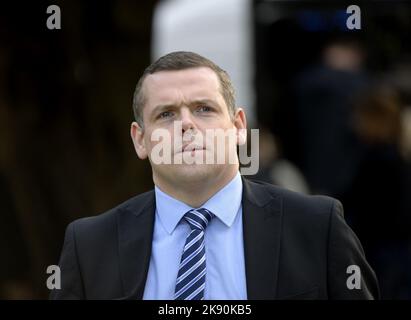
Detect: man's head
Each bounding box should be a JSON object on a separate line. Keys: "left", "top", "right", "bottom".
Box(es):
{"left": 130, "top": 51, "right": 247, "bottom": 203}
{"left": 132, "top": 51, "right": 237, "bottom": 128}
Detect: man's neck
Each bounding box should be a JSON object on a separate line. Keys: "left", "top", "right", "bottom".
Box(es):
{"left": 153, "top": 168, "right": 239, "bottom": 208}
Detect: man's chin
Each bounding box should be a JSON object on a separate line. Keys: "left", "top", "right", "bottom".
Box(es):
{"left": 172, "top": 163, "right": 216, "bottom": 179}
{"left": 156, "top": 162, "right": 222, "bottom": 184}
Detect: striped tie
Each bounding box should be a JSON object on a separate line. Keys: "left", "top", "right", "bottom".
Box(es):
{"left": 174, "top": 208, "right": 214, "bottom": 300}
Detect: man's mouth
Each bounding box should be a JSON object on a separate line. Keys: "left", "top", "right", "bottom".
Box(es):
{"left": 176, "top": 144, "right": 206, "bottom": 154}
{"left": 182, "top": 144, "right": 205, "bottom": 152}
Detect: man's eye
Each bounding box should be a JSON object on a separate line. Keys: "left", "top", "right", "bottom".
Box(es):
{"left": 197, "top": 105, "right": 212, "bottom": 113}
{"left": 159, "top": 111, "right": 173, "bottom": 119}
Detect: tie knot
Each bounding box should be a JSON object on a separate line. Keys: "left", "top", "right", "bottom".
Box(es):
{"left": 184, "top": 208, "right": 214, "bottom": 231}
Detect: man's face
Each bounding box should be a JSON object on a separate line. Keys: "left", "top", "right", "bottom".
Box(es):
{"left": 131, "top": 67, "right": 246, "bottom": 189}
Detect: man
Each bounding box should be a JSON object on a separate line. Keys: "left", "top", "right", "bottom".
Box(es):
{"left": 50, "top": 51, "right": 379, "bottom": 300}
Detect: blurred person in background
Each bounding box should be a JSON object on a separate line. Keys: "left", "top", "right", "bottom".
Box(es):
{"left": 293, "top": 36, "right": 411, "bottom": 298}
{"left": 294, "top": 37, "right": 368, "bottom": 197}
{"left": 342, "top": 85, "right": 411, "bottom": 299}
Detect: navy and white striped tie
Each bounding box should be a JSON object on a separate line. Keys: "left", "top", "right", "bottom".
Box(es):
{"left": 174, "top": 208, "right": 214, "bottom": 300}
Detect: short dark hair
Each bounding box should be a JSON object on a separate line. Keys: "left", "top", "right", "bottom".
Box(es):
{"left": 132, "top": 51, "right": 236, "bottom": 127}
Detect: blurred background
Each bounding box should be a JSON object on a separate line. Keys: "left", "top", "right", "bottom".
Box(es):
{"left": 0, "top": 0, "right": 410, "bottom": 299}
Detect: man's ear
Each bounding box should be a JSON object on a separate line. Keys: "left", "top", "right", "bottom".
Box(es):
{"left": 130, "top": 122, "right": 148, "bottom": 159}
{"left": 233, "top": 108, "right": 247, "bottom": 145}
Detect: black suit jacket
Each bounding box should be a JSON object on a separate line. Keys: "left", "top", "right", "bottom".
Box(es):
{"left": 50, "top": 178, "right": 379, "bottom": 299}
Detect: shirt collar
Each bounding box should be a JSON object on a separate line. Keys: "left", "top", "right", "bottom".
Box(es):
{"left": 155, "top": 172, "right": 243, "bottom": 234}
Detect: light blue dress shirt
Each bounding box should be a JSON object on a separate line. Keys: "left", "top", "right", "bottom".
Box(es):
{"left": 143, "top": 172, "right": 247, "bottom": 300}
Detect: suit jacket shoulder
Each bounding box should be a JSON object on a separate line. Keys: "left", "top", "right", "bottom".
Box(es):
{"left": 242, "top": 178, "right": 379, "bottom": 299}
{"left": 71, "top": 190, "right": 155, "bottom": 234}
{"left": 243, "top": 177, "right": 340, "bottom": 223}
{"left": 50, "top": 190, "right": 155, "bottom": 299}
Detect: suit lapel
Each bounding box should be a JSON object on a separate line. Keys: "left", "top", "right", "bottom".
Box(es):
{"left": 242, "top": 178, "right": 283, "bottom": 299}
{"left": 117, "top": 191, "right": 155, "bottom": 299}
{"left": 115, "top": 178, "right": 283, "bottom": 300}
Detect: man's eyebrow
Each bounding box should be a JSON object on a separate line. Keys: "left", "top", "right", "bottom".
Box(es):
{"left": 151, "top": 104, "right": 175, "bottom": 115}
{"left": 190, "top": 99, "right": 218, "bottom": 106}
{"left": 150, "top": 99, "right": 219, "bottom": 117}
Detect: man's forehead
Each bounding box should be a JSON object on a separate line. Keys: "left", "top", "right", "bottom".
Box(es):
{"left": 144, "top": 67, "right": 220, "bottom": 90}
{"left": 142, "top": 67, "right": 222, "bottom": 105}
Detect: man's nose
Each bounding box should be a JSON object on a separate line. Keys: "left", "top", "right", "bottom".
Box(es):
{"left": 180, "top": 108, "right": 195, "bottom": 132}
